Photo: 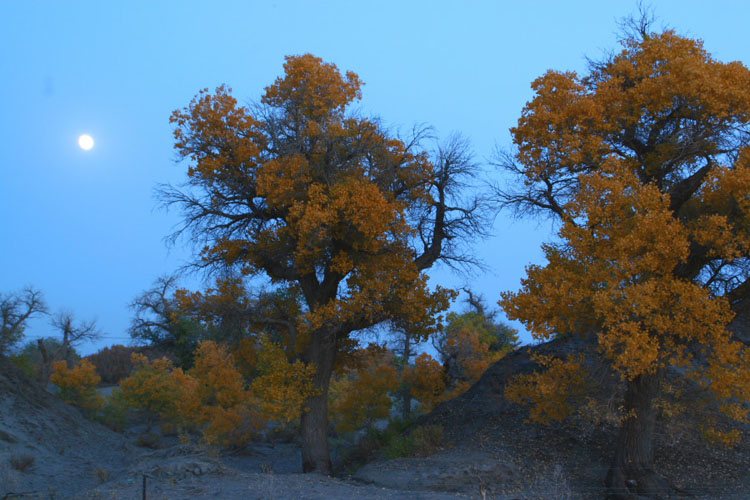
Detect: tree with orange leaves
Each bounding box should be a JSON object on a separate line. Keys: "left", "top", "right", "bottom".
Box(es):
{"left": 497, "top": 18, "right": 750, "bottom": 499}
{"left": 329, "top": 344, "right": 400, "bottom": 433}
{"left": 163, "top": 54, "right": 484, "bottom": 473}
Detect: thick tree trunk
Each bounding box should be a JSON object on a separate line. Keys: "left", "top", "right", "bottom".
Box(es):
{"left": 605, "top": 369, "right": 670, "bottom": 499}
{"left": 300, "top": 329, "right": 337, "bottom": 475}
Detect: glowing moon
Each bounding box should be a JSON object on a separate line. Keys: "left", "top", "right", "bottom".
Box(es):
{"left": 78, "top": 134, "right": 94, "bottom": 150}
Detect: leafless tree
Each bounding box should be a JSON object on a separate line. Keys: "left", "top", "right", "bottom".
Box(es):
{"left": 50, "top": 310, "right": 101, "bottom": 362}
{"left": 0, "top": 287, "right": 47, "bottom": 355}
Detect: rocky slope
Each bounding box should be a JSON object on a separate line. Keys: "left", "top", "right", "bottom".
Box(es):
{"left": 0, "top": 356, "right": 132, "bottom": 499}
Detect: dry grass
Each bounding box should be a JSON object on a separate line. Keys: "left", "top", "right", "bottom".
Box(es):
{"left": 9, "top": 454, "right": 35, "bottom": 473}
{"left": 94, "top": 466, "right": 111, "bottom": 483}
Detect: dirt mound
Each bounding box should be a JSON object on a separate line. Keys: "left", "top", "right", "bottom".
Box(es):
{"left": 417, "top": 333, "right": 750, "bottom": 499}
{"left": 0, "top": 356, "right": 131, "bottom": 499}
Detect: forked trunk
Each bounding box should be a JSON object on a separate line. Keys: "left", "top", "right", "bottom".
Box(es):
{"left": 300, "top": 329, "right": 337, "bottom": 475}
{"left": 606, "top": 369, "right": 670, "bottom": 499}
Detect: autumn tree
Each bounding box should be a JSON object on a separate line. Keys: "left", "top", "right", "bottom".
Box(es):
{"left": 497, "top": 20, "right": 750, "bottom": 499}
{"left": 50, "top": 359, "right": 103, "bottom": 414}
{"left": 0, "top": 287, "right": 47, "bottom": 355}
{"left": 129, "top": 275, "right": 204, "bottom": 367}
{"left": 163, "top": 54, "right": 484, "bottom": 473}
{"left": 329, "top": 344, "right": 400, "bottom": 432}
{"left": 434, "top": 289, "right": 518, "bottom": 394}
{"left": 403, "top": 352, "right": 446, "bottom": 413}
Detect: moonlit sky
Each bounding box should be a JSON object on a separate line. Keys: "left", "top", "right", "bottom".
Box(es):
{"left": 2, "top": 1, "right": 749, "bottom": 355}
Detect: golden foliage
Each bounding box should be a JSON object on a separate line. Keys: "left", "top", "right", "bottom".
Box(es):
{"left": 500, "top": 29, "right": 750, "bottom": 438}
{"left": 50, "top": 359, "right": 103, "bottom": 413}
{"left": 505, "top": 354, "right": 589, "bottom": 425}
{"left": 179, "top": 341, "right": 262, "bottom": 447}
{"left": 404, "top": 352, "right": 446, "bottom": 413}
{"left": 119, "top": 353, "right": 180, "bottom": 422}
{"left": 250, "top": 335, "right": 318, "bottom": 424}
{"left": 329, "top": 344, "right": 400, "bottom": 432}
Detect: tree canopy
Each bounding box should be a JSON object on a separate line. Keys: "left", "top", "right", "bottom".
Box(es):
{"left": 164, "top": 54, "right": 484, "bottom": 473}
{"left": 498, "top": 24, "right": 750, "bottom": 499}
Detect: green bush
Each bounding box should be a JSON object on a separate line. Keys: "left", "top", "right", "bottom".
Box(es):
{"left": 95, "top": 388, "right": 130, "bottom": 432}
{"left": 9, "top": 354, "right": 37, "bottom": 380}
{"left": 384, "top": 435, "right": 415, "bottom": 458}
{"left": 411, "top": 424, "right": 443, "bottom": 456}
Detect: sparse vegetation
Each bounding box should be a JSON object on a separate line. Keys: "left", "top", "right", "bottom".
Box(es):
{"left": 9, "top": 454, "right": 35, "bottom": 473}
{"left": 93, "top": 466, "right": 111, "bottom": 483}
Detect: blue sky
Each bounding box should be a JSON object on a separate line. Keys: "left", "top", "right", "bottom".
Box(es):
{"left": 2, "top": 1, "right": 748, "bottom": 355}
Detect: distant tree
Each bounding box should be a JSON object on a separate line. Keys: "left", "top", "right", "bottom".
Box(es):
{"left": 163, "top": 54, "right": 484, "bottom": 473}
{"left": 0, "top": 287, "right": 47, "bottom": 355}
{"left": 403, "top": 352, "right": 446, "bottom": 413}
{"left": 19, "top": 337, "right": 80, "bottom": 382}
{"left": 129, "top": 275, "right": 203, "bottom": 367}
{"left": 85, "top": 345, "right": 138, "bottom": 385}
{"left": 433, "top": 289, "right": 518, "bottom": 392}
{"left": 50, "top": 310, "right": 101, "bottom": 363}
{"left": 497, "top": 19, "right": 750, "bottom": 498}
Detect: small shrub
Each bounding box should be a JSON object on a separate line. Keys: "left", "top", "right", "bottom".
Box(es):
{"left": 94, "top": 466, "right": 111, "bottom": 483}
{"left": 95, "top": 388, "right": 130, "bottom": 432}
{"left": 9, "top": 454, "right": 35, "bottom": 472}
{"left": 119, "top": 354, "right": 179, "bottom": 427}
{"left": 384, "top": 435, "right": 414, "bottom": 458}
{"left": 50, "top": 360, "right": 103, "bottom": 414}
{"left": 411, "top": 425, "right": 443, "bottom": 456}
{"left": 9, "top": 354, "right": 37, "bottom": 380}
{"left": 136, "top": 432, "right": 161, "bottom": 449}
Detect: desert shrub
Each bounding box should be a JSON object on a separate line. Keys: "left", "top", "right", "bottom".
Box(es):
{"left": 9, "top": 454, "right": 35, "bottom": 472}
{"left": 329, "top": 344, "right": 400, "bottom": 433}
{"left": 380, "top": 424, "right": 444, "bottom": 459}
{"left": 119, "top": 353, "right": 180, "bottom": 427}
{"left": 85, "top": 344, "right": 136, "bottom": 385}
{"left": 95, "top": 388, "right": 130, "bottom": 432}
{"left": 8, "top": 353, "right": 37, "bottom": 380}
{"left": 411, "top": 424, "right": 444, "bottom": 456}
{"left": 384, "top": 434, "right": 415, "bottom": 458}
{"left": 50, "top": 359, "right": 103, "bottom": 414}
{"left": 94, "top": 466, "right": 111, "bottom": 483}
{"left": 136, "top": 432, "right": 162, "bottom": 449}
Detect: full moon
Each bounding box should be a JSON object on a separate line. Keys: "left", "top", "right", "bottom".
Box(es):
{"left": 78, "top": 134, "right": 94, "bottom": 150}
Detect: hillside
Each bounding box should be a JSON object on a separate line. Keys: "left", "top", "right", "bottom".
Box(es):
{"left": 1, "top": 321, "right": 748, "bottom": 499}
{"left": 410, "top": 331, "right": 750, "bottom": 499}
{"left": 0, "top": 356, "right": 133, "bottom": 499}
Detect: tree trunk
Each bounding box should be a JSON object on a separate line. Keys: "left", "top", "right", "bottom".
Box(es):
{"left": 300, "top": 329, "right": 337, "bottom": 475}
{"left": 37, "top": 339, "right": 51, "bottom": 384}
{"left": 605, "top": 369, "right": 670, "bottom": 499}
{"left": 401, "top": 384, "right": 412, "bottom": 420}
{"left": 401, "top": 334, "right": 412, "bottom": 420}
